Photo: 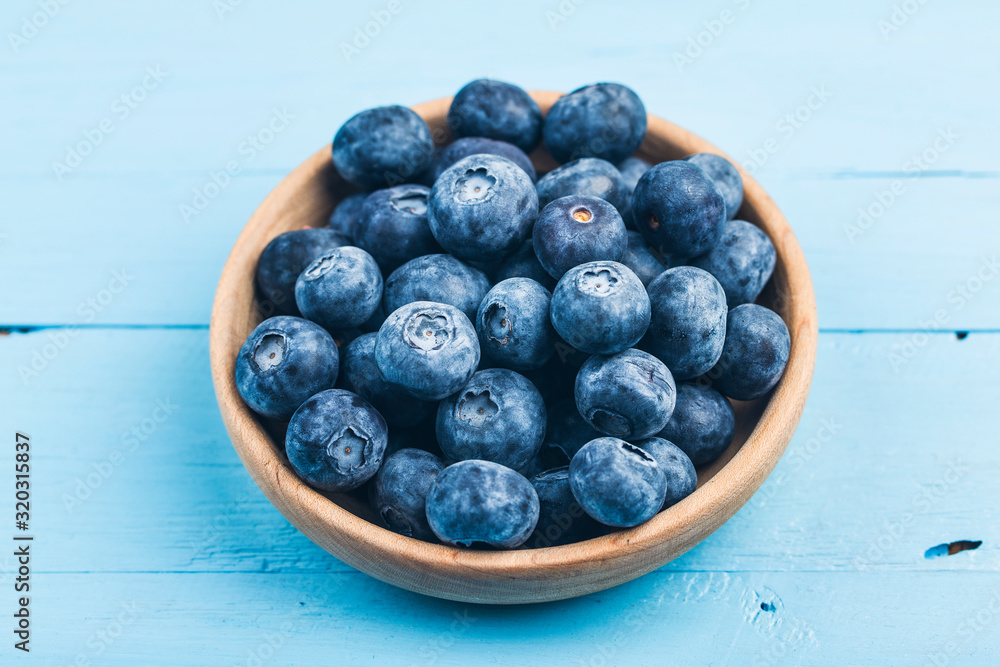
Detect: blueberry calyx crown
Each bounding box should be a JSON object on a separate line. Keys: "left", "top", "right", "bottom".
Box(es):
{"left": 302, "top": 252, "right": 338, "bottom": 281}
{"left": 390, "top": 189, "right": 428, "bottom": 215}
{"left": 482, "top": 302, "right": 513, "bottom": 345}
{"left": 252, "top": 332, "right": 286, "bottom": 372}
{"left": 325, "top": 424, "right": 372, "bottom": 472}
{"left": 577, "top": 266, "right": 620, "bottom": 296}
{"left": 455, "top": 167, "right": 497, "bottom": 203}
{"left": 457, "top": 389, "right": 499, "bottom": 427}
{"left": 403, "top": 309, "right": 454, "bottom": 351}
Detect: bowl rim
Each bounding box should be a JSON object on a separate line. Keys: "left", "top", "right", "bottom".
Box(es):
{"left": 209, "top": 91, "right": 818, "bottom": 604}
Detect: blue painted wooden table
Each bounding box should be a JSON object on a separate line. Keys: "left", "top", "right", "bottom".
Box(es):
{"left": 2, "top": 1, "right": 998, "bottom": 664}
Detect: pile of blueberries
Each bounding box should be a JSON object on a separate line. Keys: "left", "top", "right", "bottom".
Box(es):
{"left": 235, "top": 80, "right": 790, "bottom": 550}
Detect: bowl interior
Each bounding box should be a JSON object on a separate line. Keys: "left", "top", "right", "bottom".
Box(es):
{"left": 209, "top": 92, "right": 817, "bottom": 604}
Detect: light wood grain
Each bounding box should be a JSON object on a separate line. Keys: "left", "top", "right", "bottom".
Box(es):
{"left": 208, "top": 92, "right": 818, "bottom": 603}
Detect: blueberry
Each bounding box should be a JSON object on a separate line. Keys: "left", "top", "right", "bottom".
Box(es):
{"left": 494, "top": 239, "right": 557, "bottom": 291}
{"left": 550, "top": 261, "right": 650, "bottom": 355}
{"left": 235, "top": 316, "right": 339, "bottom": 420}
{"left": 632, "top": 437, "right": 697, "bottom": 509}
{"left": 360, "top": 301, "right": 386, "bottom": 333}
{"left": 516, "top": 452, "right": 547, "bottom": 480}
{"left": 539, "top": 398, "right": 603, "bottom": 468}
{"left": 332, "top": 106, "right": 434, "bottom": 190}
{"left": 569, "top": 437, "right": 666, "bottom": 528}
{"left": 685, "top": 153, "right": 743, "bottom": 220}
{"left": 340, "top": 333, "right": 432, "bottom": 427}
{"left": 710, "top": 304, "right": 790, "bottom": 400}
{"left": 643, "top": 267, "right": 728, "bottom": 381}
{"left": 575, "top": 349, "right": 676, "bottom": 440}
{"left": 353, "top": 185, "right": 442, "bottom": 273}
{"left": 295, "top": 246, "right": 383, "bottom": 331}
{"left": 533, "top": 195, "right": 627, "bottom": 279}
{"left": 428, "top": 154, "right": 538, "bottom": 262}
{"left": 476, "top": 278, "right": 556, "bottom": 371}
{"left": 535, "top": 158, "right": 629, "bottom": 214}
{"left": 370, "top": 448, "right": 445, "bottom": 541}
{"left": 689, "top": 220, "right": 776, "bottom": 307}
{"left": 632, "top": 161, "right": 726, "bottom": 257}
{"left": 385, "top": 411, "right": 442, "bottom": 458}
{"left": 436, "top": 368, "right": 546, "bottom": 470}
{"left": 543, "top": 83, "right": 647, "bottom": 165}
{"left": 425, "top": 460, "right": 540, "bottom": 548}
{"left": 527, "top": 467, "right": 605, "bottom": 547}
{"left": 255, "top": 228, "right": 350, "bottom": 317}
{"left": 656, "top": 382, "right": 735, "bottom": 466}
{"left": 447, "top": 79, "right": 543, "bottom": 153}
{"left": 328, "top": 192, "right": 368, "bottom": 237}
{"left": 383, "top": 254, "right": 490, "bottom": 322}
{"left": 617, "top": 156, "right": 652, "bottom": 230}
{"left": 374, "top": 301, "right": 480, "bottom": 401}
{"left": 617, "top": 156, "right": 651, "bottom": 195}
{"left": 331, "top": 327, "right": 363, "bottom": 349}
{"left": 620, "top": 231, "right": 666, "bottom": 287}
{"left": 522, "top": 339, "right": 590, "bottom": 404}
{"left": 285, "top": 388, "right": 387, "bottom": 492}
{"left": 431, "top": 137, "right": 536, "bottom": 183}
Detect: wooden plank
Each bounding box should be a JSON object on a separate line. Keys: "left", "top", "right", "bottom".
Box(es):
{"left": 19, "top": 571, "right": 1000, "bottom": 665}
{"left": 1, "top": 329, "right": 996, "bottom": 577}
{"left": 1, "top": 0, "right": 996, "bottom": 175}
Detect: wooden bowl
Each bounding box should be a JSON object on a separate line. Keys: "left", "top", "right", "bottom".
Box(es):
{"left": 209, "top": 92, "right": 818, "bottom": 604}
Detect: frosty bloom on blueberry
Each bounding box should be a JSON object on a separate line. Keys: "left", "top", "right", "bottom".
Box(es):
{"left": 620, "top": 230, "right": 666, "bottom": 287}
{"left": 536, "top": 157, "right": 630, "bottom": 214}
{"left": 476, "top": 277, "right": 557, "bottom": 371}
{"left": 232, "top": 80, "right": 794, "bottom": 551}
{"left": 533, "top": 195, "right": 627, "bottom": 280}
{"left": 382, "top": 254, "right": 490, "bottom": 323}
{"left": 425, "top": 460, "right": 540, "bottom": 548}
{"left": 574, "top": 349, "right": 676, "bottom": 441}
{"left": 569, "top": 437, "right": 666, "bottom": 528}
{"left": 332, "top": 105, "right": 434, "bottom": 190}
{"left": 710, "top": 304, "right": 791, "bottom": 401}
{"left": 428, "top": 154, "right": 538, "bottom": 262}
{"left": 689, "top": 219, "right": 776, "bottom": 307}
{"left": 657, "top": 381, "right": 736, "bottom": 467}
{"left": 371, "top": 448, "right": 444, "bottom": 541}
{"left": 642, "top": 266, "right": 728, "bottom": 381}
{"left": 340, "top": 333, "right": 432, "bottom": 428}
{"left": 543, "top": 83, "right": 647, "bottom": 164}
{"left": 632, "top": 160, "right": 727, "bottom": 258}
{"left": 435, "top": 368, "right": 547, "bottom": 471}
{"left": 685, "top": 152, "right": 744, "bottom": 221}
{"left": 431, "top": 136, "right": 537, "bottom": 183}
{"left": 447, "top": 79, "right": 543, "bottom": 154}
{"left": 285, "top": 388, "right": 388, "bottom": 492}
{"left": 632, "top": 437, "right": 697, "bottom": 510}
{"left": 374, "top": 301, "right": 480, "bottom": 401}
{"left": 255, "top": 228, "right": 349, "bottom": 317}
{"left": 235, "top": 316, "right": 339, "bottom": 421}
{"left": 353, "top": 184, "right": 442, "bottom": 273}
{"left": 550, "top": 260, "right": 650, "bottom": 355}
{"left": 294, "top": 246, "right": 383, "bottom": 331}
